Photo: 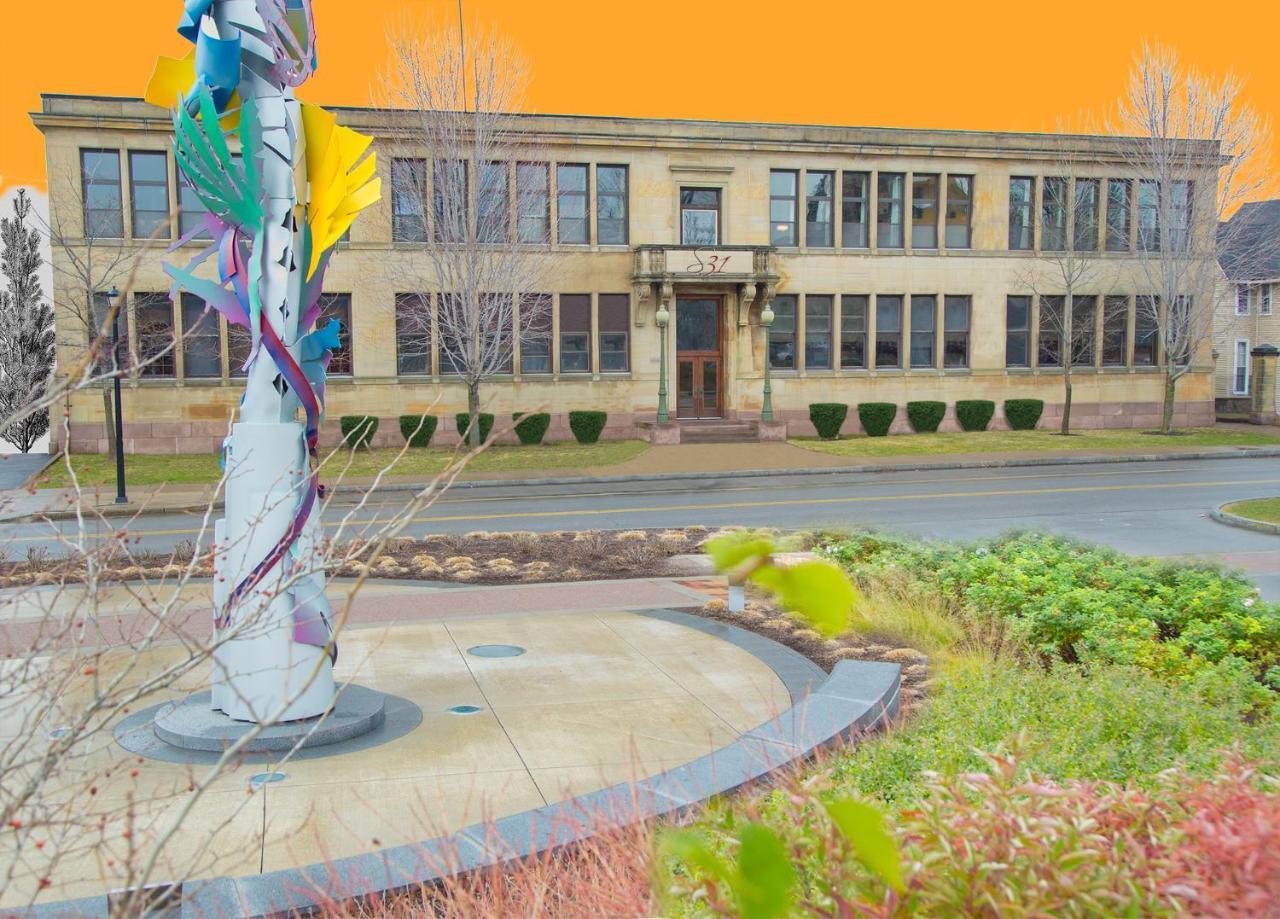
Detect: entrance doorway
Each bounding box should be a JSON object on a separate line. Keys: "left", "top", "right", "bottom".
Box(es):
{"left": 675, "top": 297, "right": 723, "bottom": 419}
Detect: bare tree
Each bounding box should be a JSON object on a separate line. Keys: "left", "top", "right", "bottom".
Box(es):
{"left": 1113, "top": 42, "right": 1273, "bottom": 433}
{"left": 380, "top": 20, "right": 552, "bottom": 446}
{"left": 0, "top": 190, "right": 55, "bottom": 452}
{"left": 1016, "top": 151, "right": 1121, "bottom": 434}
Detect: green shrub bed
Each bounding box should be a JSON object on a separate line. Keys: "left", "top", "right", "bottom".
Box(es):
{"left": 513, "top": 412, "right": 551, "bottom": 445}
{"left": 857, "top": 402, "right": 896, "bottom": 437}
{"left": 906, "top": 401, "right": 945, "bottom": 433}
{"left": 808, "top": 403, "right": 848, "bottom": 440}
{"left": 1004, "top": 398, "right": 1044, "bottom": 431}
{"left": 339, "top": 415, "right": 378, "bottom": 449}
{"left": 455, "top": 412, "right": 495, "bottom": 443}
{"left": 398, "top": 414, "right": 438, "bottom": 447}
{"left": 569, "top": 410, "right": 608, "bottom": 444}
{"left": 954, "top": 399, "right": 995, "bottom": 431}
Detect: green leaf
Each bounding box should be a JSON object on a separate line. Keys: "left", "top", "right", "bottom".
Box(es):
{"left": 824, "top": 798, "right": 904, "bottom": 892}
{"left": 734, "top": 823, "right": 795, "bottom": 919}
{"left": 705, "top": 534, "right": 774, "bottom": 572}
{"left": 752, "top": 559, "right": 856, "bottom": 636}
{"left": 661, "top": 829, "right": 730, "bottom": 884}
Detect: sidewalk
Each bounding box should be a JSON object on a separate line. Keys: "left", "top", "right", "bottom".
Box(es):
{"left": 6, "top": 437, "right": 1280, "bottom": 522}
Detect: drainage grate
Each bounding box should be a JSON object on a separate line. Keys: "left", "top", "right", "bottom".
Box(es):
{"left": 448, "top": 705, "right": 482, "bottom": 715}
{"left": 466, "top": 644, "right": 526, "bottom": 658}
{"left": 249, "top": 772, "right": 287, "bottom": 788}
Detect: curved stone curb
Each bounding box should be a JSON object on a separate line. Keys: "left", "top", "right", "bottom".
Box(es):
{"left": 24, "top": 616, "right": 899, "bottom": 919}
{"left": 1210, "top": 501, "right": 1280, "bottom": 536}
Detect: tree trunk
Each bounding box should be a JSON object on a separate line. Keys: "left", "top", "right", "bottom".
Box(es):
{"left": 1161, "top": 371, "right": 1177, "bottom": 434}
{"left": 467, "top": 381, "right": 481, "bottom": 447}
{"left": 101, "top": 382, "right": 116, "bottom": 459}
{"left": 1060, "top": 373, "right": 1073, "bottom": 435}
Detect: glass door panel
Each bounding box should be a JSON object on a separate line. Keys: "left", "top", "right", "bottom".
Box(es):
{"left": 677, "top": 359, "right": 695, "bottom": 414}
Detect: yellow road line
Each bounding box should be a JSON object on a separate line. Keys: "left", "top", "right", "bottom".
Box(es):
{"left": 8, "top": 476, "right": 1277, "bottom": 542}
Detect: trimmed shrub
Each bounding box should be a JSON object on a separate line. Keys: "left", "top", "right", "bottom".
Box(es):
{"left": 857, "top": 402, "right": 897, "bottom": 437}
{"left": 455, "top": 412, "right": 495, "bottom": 443}
{"left": 398, "top": 414, "right": 438, "bottom": 448}
{"left": 512, "top": 412, "right": 551, "bottom": 445}
{"left": 568, "top": 410, "right": 608, "bottom": 444}
{"left": 1004, "top": 398, "right": 1045, "bottom": 431}
{"left": 339, "top": 415, "right": 378, "bottom": 449}
{"left": 907, "top": 400, "right": 946, "bottom": 433}
{"left": 808, "top": 403, "right": 848, "bottom": 440}
{"left": 955, "top": 399, "right": 995, "bottom": 432}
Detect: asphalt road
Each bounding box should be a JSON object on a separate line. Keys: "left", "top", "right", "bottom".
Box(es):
{"left": 5, "top": 456, "right": 1280, "bottom": 596}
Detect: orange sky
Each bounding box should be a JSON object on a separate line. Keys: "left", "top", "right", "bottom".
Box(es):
{"left": 1, "top": 0, "right": 1277, "bottom": 196}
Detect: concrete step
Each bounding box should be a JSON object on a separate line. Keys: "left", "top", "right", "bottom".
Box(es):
{"left": 678, "top": 421, "right": 760, "bottom": 443}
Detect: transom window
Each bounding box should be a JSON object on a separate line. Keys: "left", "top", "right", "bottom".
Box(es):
{"left": 680, "top": 188, "right": 721, "bottom": 245}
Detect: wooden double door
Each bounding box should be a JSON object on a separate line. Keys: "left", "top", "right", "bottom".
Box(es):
{"left": 675, "top": 297, "right": 723, "bottom": 419}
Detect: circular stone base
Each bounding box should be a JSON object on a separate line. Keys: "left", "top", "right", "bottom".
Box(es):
{"left": 152, "top": 684, "right": 386, "bottom": 753}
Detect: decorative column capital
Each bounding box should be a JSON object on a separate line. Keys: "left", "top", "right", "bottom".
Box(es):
{"left": 634, "top": 282, "right": 652, "bottom": 327}
{"left": 738, "top": 282, "right": 758, "bottom": 326}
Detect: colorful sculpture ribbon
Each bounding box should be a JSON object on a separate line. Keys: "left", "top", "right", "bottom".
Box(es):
{"left": 148, "top": 0, "right": 380, "bottom": 659}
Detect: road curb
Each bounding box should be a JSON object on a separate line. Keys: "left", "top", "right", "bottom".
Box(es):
{"left": 1210, "top": 500, "right": 1280, "bottom": 536}
{"left": 21, "top": 446, "right": 1280, "bottom": 522}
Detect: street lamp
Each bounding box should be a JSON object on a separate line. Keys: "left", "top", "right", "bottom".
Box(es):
{"left": 759, "top": 301, "right": 775, "bottom": 423}
{"left": 107, "top": 286, "right": 127, "bottom": 504}
{"left": 655, "top": 302, "right": 670, "bottom": 424}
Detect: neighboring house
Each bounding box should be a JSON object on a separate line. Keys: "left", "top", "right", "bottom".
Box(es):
{"left": 1214, "top": 199, "right": 1280, "bottom": 412}
{"left": 35, "top": 94, "right": 1221, "bottom": 453}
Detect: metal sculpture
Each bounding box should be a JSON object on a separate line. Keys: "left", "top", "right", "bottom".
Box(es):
{"left": 146, "top": 0, "right": 380, "bottom": 721}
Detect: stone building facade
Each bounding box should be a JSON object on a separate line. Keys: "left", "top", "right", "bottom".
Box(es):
{"left": 35, "top": 94, "right": 1217, "bottom": 453}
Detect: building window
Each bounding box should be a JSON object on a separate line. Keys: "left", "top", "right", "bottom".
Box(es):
{"left": 1106, "top": 179, "right": 1131, "bottom": 251}
{"left": 680, "top": 188, "right": 721, "bottom": 245}
{"left": 943, "top": 295, "right": 970, "bottom": 368}
{"left": 516, "top": 162, "right": 550, "bottom": 243}
{"left": 391, "top": 159, "right": 428, "bottom": 242}
{"left": 596, "top": 165, "right": 629, "bottom": 245}
{"left": 1071, "top": 295, "right": 1097, "bottom": 365}
{"left": 228, "top": 321, "right": 251, "bottom": 377}
{"left": 1008, "top": 177, "right": 1034, "bottom": 250}
{"left": 805, "top": 172, "right": 834, "bottom": 248}
{"left": 433, "top": 160, "right": 467, "bottom": 243}
{"left": 598, "top": 293, "right": 630, "bottom": 371}
{"left": 556, "top": 164, "right": 589, "bottom": 244}
{"left": 875, "top": 295, "right": 903, "bottom": 368}
{"left": 520, "top": 294, "right": 553, "bottom": 373}
{"left": 877, "top": 173, "right": 905, "bottom": 248}
{"left": 1102, "top": 295, "right": 1128, "bottom": 366}
{"left": 1170, "top": 181, "right": 1193, "bottom": 253}
{"left": 1073, "top": 179, "right": 1099, "bottom": 252}
{"left": 394, "top": 292, "right": 433, "bottom": 375}
{"left": 911, "top": 174, "right": 939, "bottom": 249}
{"left": 770, "top": 171, "right": 798, "bottom": 246}
{"left": 1236, "top": 284, "right": 1251, "bottom": 315}
{"left": 909, "top": 295, "right": 936, "bottom": 368}
{"left": 477, "top": 161, "right": 510, "bottom": 243}
{"left": 1134, "top": 296, "right": 1158, "bottom": 365}
{"left": 840, "top": 295, "right": 868, "bottom": 369}
{"left": 1264, "top": 285, "right": 1274, "bottom": 316}
{"left": 81, "top": 149, "right": 123, "bottom": 238}
{"left": 318, "top": 293, "right": 352, "bottom": 375}
{"left": 480, "top": 294, "right": 514, "bottom": 374}
{"left": 1137, "top": 180, "right": 1159, "bottom": 251}
{"left": 559, "top": 293, "right": 591, "bottom": 372}
{"left": 180, "top": 293, "right": 221, "bottom": 378}
{"left": 1234, "top": 339, "right": 1250, "bottom": 394}
{"left": 841, "top": 172, "right": 869, "bottom": 248}
{"left": 1006, "top": 295, "right": 1031, "bottom": 367}
{"left": 1041, "top": 177, "right": 1068, "bottom": 251}
{"left": 1037, "top": 295, "right": 1064, "bottom": 366}
{"left": 178, "top": 173, "right": 211, "bottom": 240}
{"left": 804, "top": 295, "right": 833, "bottom": 369}
{"left": 768, "top": 295, "right": 797, "bottom": 369}
{"left": 945, "top": 175, "right": 972, "bottom": 249}
{"left": 135, "top": 293, "right": 176, "bottom": 378}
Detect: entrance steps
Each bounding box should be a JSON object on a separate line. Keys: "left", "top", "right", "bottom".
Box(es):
{"left": 677, "top": 420, "right": 760, "bottom": 443}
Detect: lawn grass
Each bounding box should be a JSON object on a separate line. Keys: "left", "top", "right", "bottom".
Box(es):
{"left": 39, "top": 440, "right": 650, "bottom": 488}
{"left": 1224, "top": 496, "right": 1280, "bottom": 524}
{"left": 792, "top": 426, "right": 1280, "bottom": 458}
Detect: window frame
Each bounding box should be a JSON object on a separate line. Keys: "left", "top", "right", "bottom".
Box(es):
{"left": 841, "top": 171, "right": 870, "bottom": 248}
{"left": 556, "top": 163, "right": 590, "bottom": 245}
{"left": 1037, "top": 295, "right": 1065, "bottom": 367}
{"left": 558, "top": 293, "right": 592, "bottom": 372}
{"left": 1134, "top": 296, "right": 1159, "bottom": 366}
{"left": 769, "top": 170, "right": 798, "bottom": 247}
{"left": 317, "top": 293, "right": 354, "bottom": 376}
{"left": 910, "top": 173, "right": 939, "bottom": 249}
{"left": 391, "top": 158, "right": 429, "bottom": 243}
{"left": 519, "top": 293, "right": 553, "bottom": 374}
{"left": 433, "top": 159, "right": 468, "bottom": 244}
{"left": 1106, "top": 178, "right": 1131, "bottom": 252}
{"left": 394, "top": 292, "right": 433, "bottom": 376}
{"left": 1005, "top": 295, "right": 1032, "bottom": 367}
{"left": 81, "top": 148, "right": 124, "bottom": 239}
{"left": 1008, "top": 176, "right": 1035, "bottom": 250}
{"left": 804, "top": 294, "right": 833, "bottom": 370}
{"left": 943, "top": 295, "right": 971, "bottom": 369}
{"left": 805, "top": 171, "right": 835, "bottom": 248}
{"left": 877, "top": 173, "right": 905, "bottom": 248}
{"left": 680, "top": 187, "right": 722, "bottom": 246}
{"left": 596, "top": 164, "right": 629, "bottom": 246}
{"left": 134, "top": 292, "right": 176, "bottom": 378}
{"left": 1137, "top": 179, "right": 1160, "bottom": 251}
{"left": 909, "top": 294, "right": 936, "bottom": 368}
{"left": 874, "top": 294, "right": 903, "bottom": 369}
{"left": 944, "top": 175, "right": 973, "bottom": 249}
{"left": 597, "top": 293, "right": 631, "bottom": 372}
{"left": 768, "top": 295, "right": 797, "bottom": 370}
{"left": 1041, "top": 177, "right": 1068, "bottom": 251}
{"left": 1102, "top": 294, "right": 1129, "bottom": 366}
{"left": 179, "top": 292, "right": 222, "bottom": 379}
{"left": 515, "top": 162, "right": 551, "bottom": 244}
{"left": 1070, "top": 294, "right": 1097, "bottom": 366}
{"left": 1233, "top": 338, "right": 1250, "bottom": 395}
{"left": 840, "top": 294, "right": 868, "bottom": 369}
{"left": 477, "top": 161, "right": 511, "bottom": 244}
{"left": 1073, "top": 178, "right": 1100, "bottom": 252}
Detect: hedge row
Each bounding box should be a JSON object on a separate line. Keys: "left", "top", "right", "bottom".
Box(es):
{"left": 341, "top": 413, "right": 608, "bottom": 448}
{"left": 805, "top": 398, "right": 1044, "bottom": 439}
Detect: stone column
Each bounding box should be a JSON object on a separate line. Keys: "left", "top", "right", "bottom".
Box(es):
{"left": 1250, "top": 344, "right": 1279, "bottom": 425}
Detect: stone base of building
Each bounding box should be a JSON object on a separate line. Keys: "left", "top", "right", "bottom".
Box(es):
{"left": 62, "top": 400, "right": 1218, "bottom": 454}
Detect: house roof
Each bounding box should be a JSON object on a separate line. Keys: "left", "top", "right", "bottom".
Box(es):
{"left": 1219, "top": 199, "right": 1280, "bottom": 282}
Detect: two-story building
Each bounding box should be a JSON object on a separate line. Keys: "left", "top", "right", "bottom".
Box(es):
{"left": 35, "top": 94, "right": 1218, "bottom": 453}
{"left": 1214, "top": 199, "right": 1280, "bottom": 415}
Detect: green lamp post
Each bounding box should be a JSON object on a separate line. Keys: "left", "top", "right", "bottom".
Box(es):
{"left": 760, "top": 300, "right": 775, "bottom": 423}
{"left": 656, "top": 302, "right": 670, "bottom": 424}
